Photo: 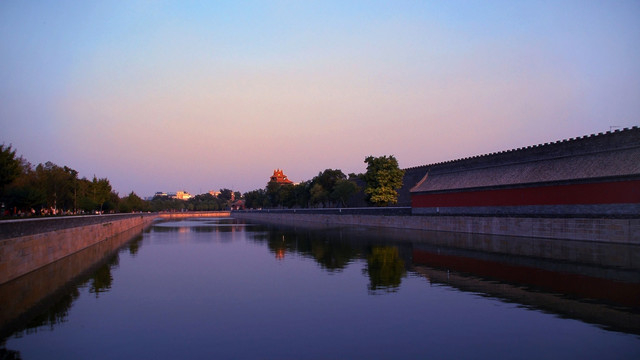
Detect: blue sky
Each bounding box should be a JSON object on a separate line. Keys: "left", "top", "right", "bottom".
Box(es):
{"left": 1, "top": 1, "right": 639, "bottom": 196}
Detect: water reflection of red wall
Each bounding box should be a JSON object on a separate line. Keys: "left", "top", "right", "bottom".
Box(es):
{"left": 411, "top": 180, "right": 640, "bottom": 207}
{"left": 412, "top": 250, "right": 640, "bottom": 308}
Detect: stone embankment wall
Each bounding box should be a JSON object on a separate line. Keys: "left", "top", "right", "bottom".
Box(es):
{"left": 0, "top": 224, "right": 146, "bottom": 337}
{"left": 158, "top": 211, "right": 231, "bottom": 219}
{"left": 0, "top": 214, "right": 157, "bottom": 285}
{"left": 232, "top": 212, "right": 640, "bottom": 245}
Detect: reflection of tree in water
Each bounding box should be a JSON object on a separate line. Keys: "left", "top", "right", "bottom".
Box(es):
{"left": 5, "top": 242, "right": 132, "bottom": 342}
{"left": 25, "top": 288, "right": 81, "bottom": 331}
{"left": 252, "top": 228, "right": 359, "bottom": 272}
{"left": 127, "top": 235, "right": 143, "bottom": 256}
{"left": 0, "top": 348, "right": 22, "bottom": 360}
{"left": 250, "top": 227, "right": 410, "bottom": 293}
{"left": 89, "top": 255, "right": 119, "bottom": 297}
{"left": 364, "top": 246, "right": 406, "bottom": 294}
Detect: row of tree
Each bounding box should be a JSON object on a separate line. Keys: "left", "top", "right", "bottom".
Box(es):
{"left": 1, "top": 144, "right": 405, "bottom": 215}
{"left": 1, "top": 144, "right": 126, "bottom": 215}
{"left": 147, "top": 189, "right": 242, "bottom": 212}
{"left": 243, "top": 155, "right": 405, "bottom": 209}
{"left": 1, "top": 144, "right": 254, "bottom": 215}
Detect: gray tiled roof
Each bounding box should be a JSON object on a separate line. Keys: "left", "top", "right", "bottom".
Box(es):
{"left": 410, "top": 127, "right": 640, "bottom": 193}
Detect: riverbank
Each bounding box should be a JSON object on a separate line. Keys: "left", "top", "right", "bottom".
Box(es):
{"left": 231, "top": 210, "right": 640, "bottom": 244}
{"left": 0, "top": 223, "right": 147, "bottom": 339}
{"left": 0, "top": 214, "right": 157, "bottom": 284}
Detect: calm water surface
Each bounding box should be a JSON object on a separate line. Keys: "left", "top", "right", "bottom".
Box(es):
{"left": 1, "top": 217, "right": 639, "bottom": 359}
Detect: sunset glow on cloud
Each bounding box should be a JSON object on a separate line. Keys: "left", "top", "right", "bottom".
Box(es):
{"left": 2, "top": 1, "right": 639, "bottom": 196}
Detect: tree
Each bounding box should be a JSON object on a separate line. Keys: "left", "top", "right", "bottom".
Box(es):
{"left": 292, "top": 181, "right": 311, "bottom": 208}
{"left": 309, "top": 183, "right": 329, "bottom": 207}
{"left": 0, "top": 144, "right": 22, "bottom": 197}
{"left": 218, "top": 188, "right": 233, "bottom": 201}
{"left": 314, "top": 169, "right": 346, "bottom": 193}
{"left": 2, "top": 150, "right": 45, "bottom": 214}
{"left": 277, "top": 184, "right": 296, "bottom": 208}
{"left": 363, "top": 155, "right": 404, "bottom": 206}
{"left": 77, "top": 177, "right": 97, "bottom": 212}
{"left": 119, "top": 191, "right": 147, "bottom": 212}
{"left": 4, "top": 178, "right": 46, "bottom": 214}
{"left": 331, "top": 179, "right": 359, "bottom": 207}
{"left": 310, "top": 169, "right": 346, "bottom": 207}
{"left": 91, "top": 176, "right": 114, "bottom": 212}
{"left": 187, "top": 193, "right": 223, "bottom": 211}
{"left": 243, "top": 189, "right": 267, "bottom": 209}
{"left": 34, "top": 162, "right": 78, "bottom": 213}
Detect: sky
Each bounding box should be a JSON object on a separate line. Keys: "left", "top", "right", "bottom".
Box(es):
{"left": 1, "top": 1, "right": 639, "bottom": 197}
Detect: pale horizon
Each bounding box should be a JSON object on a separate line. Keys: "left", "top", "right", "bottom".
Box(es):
{"left": 2, "top": 1, "right": 639, "bottom": 197}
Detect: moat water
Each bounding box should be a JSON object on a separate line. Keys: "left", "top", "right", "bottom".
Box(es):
{"left": 1, "top": 217, "right": 639, "bottom": 359}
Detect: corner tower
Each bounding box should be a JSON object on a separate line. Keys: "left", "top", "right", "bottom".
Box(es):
{"left": 269, "top": 169, "right": 293, "bottom": 185}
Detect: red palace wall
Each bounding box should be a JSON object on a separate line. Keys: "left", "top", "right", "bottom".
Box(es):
{"left": 411, "top": 179, "right": 640, "bottom": 208}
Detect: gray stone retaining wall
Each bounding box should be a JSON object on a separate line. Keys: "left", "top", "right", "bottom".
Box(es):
{"left": 232, "top": 212, "right": 640, "bottom": 245}
{"left": 0, "top": 214, "right": 155, "bottom": 240}
{"left": 0, "top": 214, "right": 157, "bottom": 284}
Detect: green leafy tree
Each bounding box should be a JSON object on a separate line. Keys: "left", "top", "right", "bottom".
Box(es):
{"left": 187, "top": 193, "right": 223, "bottom": 211}
{"left": 33, "top": 162, "right": 79, "bottom": 212}
{"left": 277, "top": 184, "right": 295, "bottom": 208}
{"left": 331, "top": 179, "right": 360, "bottom": 207}
{"left": 0, "top": 144, "right": 22, "bottom": 197}
{"left": 149, "top": 196, "right": 185, "bottom": 212}
{"left": 314, "top": 169, "right": 346, "bottom": 193}
{"left": 243, "top": 189, "right": 267, "bottom": 209}
{"left": 309, "top": 169, "right": 346, "bottom": 207}
{"left": 292, "top": 181, "right": 311, "bottom": 208}
{"left": 218, "top": 188, "right": 233, "bottom": 202}
{"left": 119, "top": 191, "right": 147, "bottom": 212}
{"left": 89, "top": 176, "right": 114, "bottom": 212}
{"left": 363, "top": 155, "right": 404, "bottom": 206}
{"left": 76, "top": 177, "right": 97, "bottom": 212}
{"left": 265, "top": 181, "right": 282, "bottom": 208}
{"left": 0, "top": 147, "right": 122, "bottom": 215}
{"left": 309, "top": 183, "right": 329, "bottom": 207}
{"left": 4, "top": 167, "right": 46, "bottom": 214}
{"left": 103, "top": 190, "right": 120, "bottom": 213}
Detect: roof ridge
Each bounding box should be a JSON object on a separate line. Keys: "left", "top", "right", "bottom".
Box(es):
{"left": 416, "top": 145, "right": 640, "bottom": 176}
{"left": 403, "top": 126, "right": 639, "bottom": 171}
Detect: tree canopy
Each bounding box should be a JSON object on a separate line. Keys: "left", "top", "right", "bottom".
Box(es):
{"left": 1, "top": 145, "right": 122, "bottom": 216}
{"left": 362, "top": 155, "right": 404, "bottom": 206}
{"left": 0, "top": 144, "right": 23, "bottom": 196}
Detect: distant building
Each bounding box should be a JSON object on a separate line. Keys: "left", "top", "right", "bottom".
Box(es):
{"left": 231, "top": 200, "right": 245, "bottom": 210}
{"left": 270, "top": 169, "right": 293, "bottom": 185}
{"left": 154, "top": 192, "right": 168, "bottom": 198}
{"left": 209, "top": 190, "right": 221, "bottom": 197}
{"left": 172, "top": 190, "right": 192, "bottom": 201}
